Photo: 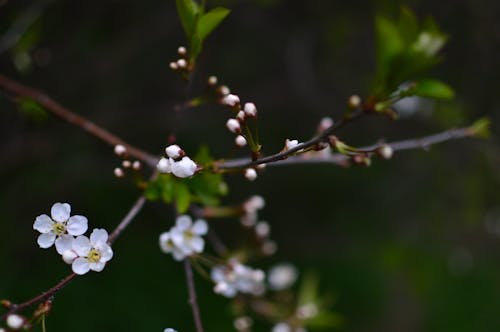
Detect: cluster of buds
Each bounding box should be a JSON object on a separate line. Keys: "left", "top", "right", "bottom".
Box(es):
{"left": 156, "top": 144, "right": 198, "bottom": 178}
{"left": 33, "top": 202, "right": 113, "bottom": 275}
{"left": 159, "top": 215, "right": 208, "bottom": 261}
{"left": 211, "top": 258, "right": 266, "bottom": 298}
{"left": 113, "top": 144, "right": 142, "bottom": 178}
{"left": 225, "top": 102, "right": 258, "bottom": 147}
{"left": 241, "top": 195, "right": 277, "bottom": 256}
{"left": 169, "top": 46, "right": 191, "bottom": 74}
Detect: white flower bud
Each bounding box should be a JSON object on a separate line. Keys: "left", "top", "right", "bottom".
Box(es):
{"left": 177, "top": 58, "right": 187, "bottom": 68}
{"left": 255, "top": 221, "right": 270, "bottom": 238}
{"left": 122, "top": 160, "right": 131, "bottom": 168}
{"left": 243, "top": 102, "right": 257, "bottom": 117}
{"left": 235, "top": 135, "right": 247, "bottom": 147}
{"left": 234, "top": 316, "right": 253, "bottom": 331}
{"left": 208, "top": 75, "right": 218, "bottom": 85}
{"left": 243, "top": 195, "right": 266, "bottom": 212}
{"left": 348, "top": 94, "right": 361, "bottom": 108}
{"left": 244, "top": 168, "right": 257, "bottom": 181}
{"left": 236, "top": 110, "right": 246, "bottom": 122}
{"left": 132, "top": 160, "right": 141, "bottom": 170}
{"left": 157, "top": 157, "right": 172, "bottom": 173}
{"left": 378, "top": 144, "right": 393, "bottom": 160}
{"left": 272, "top": 322, "right": 291, "bottom": 332}
{"left": 169, "top": 62, "right": 178, "bottom": 70}
{"left": 268, "top": 263, "right": 298, "bottom": 290}
{"left": 114, "top": 144, "right": 127, "bottom": 156}
{"left": 222, "top": 94, "right": 240, "bottom": 107}
{"left": 318, "top": 117, "right": 334, "bottom": 131}
{"left": 171, "top": 156, "right": 197, "bottom": 178}
{"left": 177, "top": 46, "right": 187, "bottom": 56}
{"left": 285, "top": 139, "right": 299, "bottom": 150}
{"left": 219, "top": 85, "right": 230, "bottom": 96}
{"left": 226, "top": 118, "right": 241, "bottom": 133}
{"left": 113, "top": 167, "right": 124, "bottom": 178}
{"left": 62, "top": 249, "right": 78, "bottom": 264}
{"left": 165, "top": 144, "right": 182, "bottom": 159}
{"left": 7, "top": 314, "right": 24, "bottom": 330}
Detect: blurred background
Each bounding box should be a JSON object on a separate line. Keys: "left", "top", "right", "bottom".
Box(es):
{"left": 1, "top": 0, "right": 500, "bottom": 331}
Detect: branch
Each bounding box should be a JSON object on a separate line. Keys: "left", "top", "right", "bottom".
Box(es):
{"left": 184, "top": 259, "right": 204, "bottom": 332}
{"left": 219, "top": 126, "right": 476, "bottom": 168}
{"left": 0, "top": 194, "right": 148, "bottom": 321}
{"left": 0, "top": 74, "right": 158, "bottom": 167}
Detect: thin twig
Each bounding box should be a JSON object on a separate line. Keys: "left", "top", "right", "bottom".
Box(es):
{"left": 0, "top": 74, "right": 158, "bottom": 167}
{"left": 0, "top": 193, "right": 149, "bottom": 321}
{"left": 184, "top": 259, "right": 204, "bottom": 332}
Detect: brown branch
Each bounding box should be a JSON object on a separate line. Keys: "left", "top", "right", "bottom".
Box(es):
{"left": 0, "top": 74, "right": 158, "bottom": 167}
{"left": 185, "top": 259, "right": 204, "bottom": 332}
{"left": 0, "top": 193, "right": 148, "bottom": 321}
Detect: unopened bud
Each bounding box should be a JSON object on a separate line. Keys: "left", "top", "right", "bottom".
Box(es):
{"left": 132, "top": 160, "right": 141, "bottom": 170}
{"left": 262, "top": 240, "right": 277, "bottom": 256}
{"left": 226, "top": 118, "right": 241, "bottom": 133}
{"left": 243, "top": 102, "right": 257, "bottom": 117}
{"left": 352, "top": 154, "right": 371, "bottom": 166}
{"left": 377, "top": 144, "right": 393, "bottom": 159}
{"left": 7, "top": 314, "right": 25, "bottom": 330}
{"left": 235, "top": 135, "right": 247, "bottom": 147}
{"left": 222, "top": 94, "right": 240, "bottom": 107}
{"left": 219, "top": 85, "right": 230, "bottom": 96}
{"left": 177, "top": 46, "right": 187, "bottom": 56}
{"left": 165, "top": 144, "right": 183, "bottom": 159}
{"left": 256, "top": 163, "right": 266, "bottom": 170}
{"left": 122, "top": 160, "right": 131, "bottom": 168}
{"left": 318, "top": 117, "right": 334, "bottom": 132}
{"left": 1, "top": 299, "right": 12, "bottom": 308}
{"left": 114, "top": 144, "right": 127, "bottom": 156}
{"left": 255, "top": 221, "right": 270, "bottom": 238}
{"left": 169, "top": 62, "right": 178, "bottom": 70}
{"left": 285, "top": 139, "right": 299, "bottom": 150}
{"left": 244, "top": 168, "right": 257, "bottom": 181}
{"left": 177, "top": 58, "right": 187, "bottom": 68}
{"left": 208, "top": 75, "right": 218, "bottom": 86}
{"left": 114, "top": 167, "right": 125, "bottom": 178}
{"left": 236, "top": 110, "right": 246, "bottom": 122}
{"left": 348, "top": 94, "right": 361, "bottom": 109}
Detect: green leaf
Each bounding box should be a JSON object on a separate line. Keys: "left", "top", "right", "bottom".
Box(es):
{"left": 375, "top": 15, "right": 404, "bottom": 78}
{"left": 16, "top": 97, "right": 48, "bottom": 122}
{"left": 197, "top": 7, "right": 230, "bottom": 42}
{"left": 306, "top": 312, "right": 343, "bottom": 329}
{"left": 176, "top": 0, "right": 201, "bottom": 39}
{"left": 190, "top": 33, "right": 203, "bottom": 60}
{"left": 398, "top": 6, "right": 419, "bottom": 45}
{"left": 410, "top": 79, "right": 455, "bottom": 100}
{"left": 470, "top": 117, "right": 491, "bottom": 139}
{"left": 174, "top": 182, "right": 191, "bottom": 213}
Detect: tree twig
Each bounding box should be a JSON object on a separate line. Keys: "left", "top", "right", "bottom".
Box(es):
{"left": 0, "top": 74, "right": 158, "bottom": 167}
{"left": 184, "top": 259, "right": 204, "bottom": 332}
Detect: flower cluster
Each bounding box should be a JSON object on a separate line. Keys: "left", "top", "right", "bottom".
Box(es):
{"left": 211, "top": 258, "right": 266, "bottom": 298}
{"left": 112, "top": 144, "right": 142, "bottom": 178}
{"left": 169, "top": 46, "right": 191, "bottom": 73}
{"left": 159, "top": 215, "right": 208, "bottom": 261}
{"left": 157, "top": 144, "right": 198, "bottom": 178}
{"left": 33, "top": 203, "right": 113, "bottom": 275}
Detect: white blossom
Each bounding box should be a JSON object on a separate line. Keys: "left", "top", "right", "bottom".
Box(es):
{"left": 268, "top": 263, "right": 298, "bottom": 290}
{"left": 114, "top": 144, "right": 127, "bottom": 156}
{"left": 235, "top": 135, "right": 247, "bottom": 147}
{"left": 159, "top": 215, "right": 208, "bottom": 261}
{"left": 211, "top": 259, "right": 265, "bottom": 298}
{"left": 165, "top": 144, "right": 182, "bottom": 159}
{"left": 122, "top": 160, "right": 131, "bottom": 168}
{"left": 171, "top": 156, "right": 197, "bottom": 178}
{"left": 285, "top": 139, "right": 299, "bottom": 150}
{"left": 33, "top": 203, "right": 88, "bottom": 254}
{"left": 157, "top": 157, "right": 173, "bottom": 173}
{"left": 243, "top": 102, "right": 257, "bottom": 117}
{"left": 348, "top": 94, "right": 361, "bottom": 108}
{"left": 244, "top": 168, "right": 257, "bottom": 181}
{"left": 226, "top": 118, "right": 241, "bottom": 133}
{"left": 159, "top": 231, "right": 186, "bottom": 261}
{"left": 6, "top": 314, "right": 24, "bottom": 330}
{"left": 70, "top": 229, "right": 113, "bottom": 275}
{"left": 222, "top": 94, "right": 240, "bottom": 107}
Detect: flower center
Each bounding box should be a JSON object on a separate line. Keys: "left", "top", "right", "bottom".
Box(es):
{"left": 52, "top": 222, "right": 66, "bottom": 235}
{"left": 87, "top": 248, "right": 101, "bottom": 263}
{"left": 184, "top": 230, "right": 194, "bottom": 240}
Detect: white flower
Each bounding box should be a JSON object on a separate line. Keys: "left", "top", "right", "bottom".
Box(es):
{"left": 157, "top": 157, "right": 173, "bottom": 173}
{"left": 243, "top": 102, "right": 257, "bottom": 117}
{"left": 6, "top": 314, "right": 24, "bottom": 330}
{"left": 159, "top": 231, "right": 187, "bottom": 261}
{"left": 171, "top": 156, "right": 197, "bottom": 178}
{"left": 244, "top": 168, "right": 257, "bottom": 181}
{"left": 285, "top": 139, "right": 299, "bottom": 150}
{"left": 33, "top": 203, "right": 88, "bottom": 254}
{"left": 268, "top": 263, "right": 298, "bottom": 290}
{"left": 114, "top": 144, "right": 127, "bottom": 156}
{"left": 222, "top": 94, "right": 240, "bottom": 107}
{"left": 132, "top": 160, "right": 141, "bottom": 170}
{"left": 170, "top": 215, "right": 208, "bottom": 255}
{"left": 165, "top": 144, "right": 182, "bottom": 159}
{"left": 226, "top": 118, "right": 241, "bottom": 133}
{"left": 71, "top": 229, "right": 113, "bottom": 275}
{"left": 235, "top": 135, "right": 247, "bottom": 147}
{"left": 211, "top": 259, "right": 265, "bottom": 298}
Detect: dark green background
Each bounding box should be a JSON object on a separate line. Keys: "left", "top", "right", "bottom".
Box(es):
{"left": 1, "top": 0, "right": 500, "bottom": 331}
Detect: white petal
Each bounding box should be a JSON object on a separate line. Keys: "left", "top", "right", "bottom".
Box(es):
{"left": 171, "top": 157, "right": 197, "bottom": 178}
{"left": 90, "top": 261, "right": 106, "bottom": 272}
{"left": 67, "top": 215, "right": 88, "bottom": 236}
{"left": 51, "top": 203, "right": 71, "bottom": 222}
{"left": 170, "top": 228, "right": 185, "bottom": 248}
{"left": 189, "top": 237, "right": 205, "bottom": 253}
{"left": 33, "top": 214, "right": 53, "bottom": 233}
{"left": 90, "top": 228, "right": 108, "bottom": 245}
{"left": 192, "top": 220, "right": 208, "bottom": 235}
{"left": 62, "top": 250, "right": 78, "bottom": 264}
{"left": 172, "top": 249, "right": 186, "bottom": 261}
{"left": 55, "top": 234, "right": 74, "bottom": 255}
{"left": 72, "top": 235, "right": 91, "bottom": 257}
{"left": 96, "top": 243, "right": 113, "bottom": 262}
{"left": 175, "top": 215, "right": 192, "bottom": 230}
{"left": 157, "top": 157, "right": 173, "bottom": 173}
{"left": 37, "top": 232, "right": 56, "bottom": 248}
{"left": 159, "top": 232, "right": 173, "bottom": 253}
{"left": 72, "top": 257, "right": 90, "bottom": 275}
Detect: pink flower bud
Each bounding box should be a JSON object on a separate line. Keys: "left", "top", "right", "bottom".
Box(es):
{"left": 226, "top": 118, "right": 241, "bottom": 133}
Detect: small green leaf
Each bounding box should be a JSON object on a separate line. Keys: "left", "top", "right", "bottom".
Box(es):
{"left": 197, "top": 7, "right": 230, "bottom": 42}
{"left": 410, "top": 79, "right": 455, "bottom": 100}
{"left": 398, "top": 6, "right": 418, "bottom": 45}
{"left": 176, "top": 0, "right": 201, "bottom": 39}
{"left": 17, "top": 97, "right": 48, "bottom": 122}
{"left": 174, "top": 182, "right": 191, "bottom": 213}
{"left": 190, "top": 33, "right": 203, "bottom": 60}
{"left": 161, "top": 180, "right": 175, "bottom": 203}
{"left": 375, "top": 15, "right": 404, "bottom": 77}
{"left": 469, "top": 117, "right": 491, "bottom": 139}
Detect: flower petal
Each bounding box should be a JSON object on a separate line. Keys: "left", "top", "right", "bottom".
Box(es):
{"left": 192, "top": 220, "right": 208, "bottom": 235}
{"left": 172, "top": 249, "right": 186, "bottom": 261}
{"left": 159, "top": 232, "right": 173, "bottom": 253}
{"left": 72, "top": 235, "right": 91, "bottom": 257}
{"left": 90, "top": 228, "right": 108, "bottom": 245}
{"left": 62, "top": 250, "right": 78, "bottom": 264}
{"left": 55, "top": 234, "right": 74, "bottom": 255}
{"left": 33, "top": 214, "right": 53, "bottom": 233}
{"left": 175, "top": 215, "right": 192, "bottom": 230}
{"left": 90, "top": 261, "right": 105, "bottom": 272}
{"left": 67, "top": 215, "right": 88, "bottom": 236}
{"left": 96, "top": 243, "right": 113, "bottom": 262}
{"left": 51, "top": 203, "right": 71, "bottom": 222}
{"left": 72, "top": 257, "right": 90, "bottom": 275}
{"left": 37, "top": 232, "right": 56, "bottom": 248}
{"left": 189, "top": 237, "right": 205, "bottom": 253}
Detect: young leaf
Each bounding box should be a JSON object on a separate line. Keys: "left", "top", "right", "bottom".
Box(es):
{"left": 375, "top": 15, "right": 404, "bottom": 78}
{"left": 197, "top": 7, "right": 231, "bottom": 42}
{"left": 174, "top": 182, "right": 191, "bottom": 213}
{"left": 410, "top": 79, "right": 455, "bottom": 100}
{"left": 469, "top": 117, "right": 491, "bottom": 139}
{"left": 176, "top": 0, "right": 201, "bottom": 39}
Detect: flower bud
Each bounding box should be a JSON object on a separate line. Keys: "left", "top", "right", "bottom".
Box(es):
{"left": 113, "top": 167, "right": 124, "bottom": 178}
{"left": 222, "top": 94, "right": 240, "bottom": 107}
{"left": 236, "top": 110, "right": 246, "bottom": 122}
{"left": 165, "top": 144, "right": 183, "bottom": 159}
{"left": 7, "top": 314, "right": 25, "bottom": 330}
{"left": 171, "top": 157, "right": 197, "bottom": 178}
{"left": 318, "top": 117, "right": 334, "bottom": 132}
{"left": 219, "top": 85, "right": 230, "bottom": 96}
{"left": 243, "top": 102, "right": 257, "bottom": 117}
{"left": 348, "top": 94, "right": 361, "bottom": 109}
{"left": 169, "top": 62, "right": 178, "bottom": 70}
{"left": 285, "top": 139, "right": 299, "bottom": 150}
{"left": 255, "top": 221, "right": 270, "bottom": 238}
{"left": 377, "top": 144, "right": 393, "bottom": 159}
{"left": 132, "top": 160, "right": 141, "bottom": 170}
{"left": 244, "top": 168, "right": 257, "bottom": 181}
{"left": 226, "top": 118, "right": 241, "bottom": 133}
{"left": 208, "top": 75, "right": 218, "bottom": 86}
{"left": 235, "top": 135, "right": 247, "bottom": 147}
{"left": 114, "top": 144, "right": 127, "bottom": 156}
{"left": 176, "top": 58, "right": 187, "bottom": 68}
{"left": 122, "top": 160, "right": 131, "bottom": 168}
{"left": 157, "top": 157, "right": 172, "bottom": 173}
{"left": 177, "top": 46, "right": 187, "bottom": 56}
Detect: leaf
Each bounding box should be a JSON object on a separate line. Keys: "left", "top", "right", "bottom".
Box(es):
{"left": 398, "top": 6, "right": 419, "bottom": 45}
{"left": 176, "top": 0, "right": 201, "bottom": 39}
{"left": 410, "top": 79, "right": 455, "bottom": 100}
{"left": 470, "top": 117, "right": 491, "bottom": 139}
{"left": 190, "top": 33, "right": 203, "bottom": 60}
{"left": 306, "top": 312, "right": 343, "bottom": 329}
{"left": 174, "top": 182, "right": 191, "bottom": 213}
{"left": 17, "top": 97, "right": 48, "bottom": 122}
{"left": 197, "top": 7, "right": 230, "bottom": 42}
{"left": 375, "top": 15, "right": 404, "bottom": 78}
{"left": 161, "top": 179, "right": 175, "bottom": 204}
